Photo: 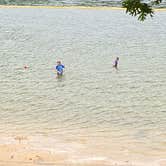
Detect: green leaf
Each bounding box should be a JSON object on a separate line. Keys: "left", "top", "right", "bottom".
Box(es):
{"left": 122, "top": 0, "right": 161, "bottom": 21}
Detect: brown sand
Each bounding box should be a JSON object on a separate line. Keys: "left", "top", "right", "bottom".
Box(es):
{"left": 159, "top": 160, "right": 166, "bottom": 166}
{"left": 0, "top": 138, "right": 165, "bottom": 166}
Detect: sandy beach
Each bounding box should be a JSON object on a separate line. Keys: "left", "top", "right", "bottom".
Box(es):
{"left": 0, "top": 136, "right": 75, "bottom": 166}
{"left": 0, "top": 5, "right": 124, "bottom": 10}
{"left": 0, "top": 136, "right": 165, "bottom": 166}
{"left": 0, "top": 5, "right": 166, "bottom": 11}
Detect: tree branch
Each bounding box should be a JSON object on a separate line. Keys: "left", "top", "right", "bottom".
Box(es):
{"left": 122, "top": 0, "right": 162, "bottom": 21}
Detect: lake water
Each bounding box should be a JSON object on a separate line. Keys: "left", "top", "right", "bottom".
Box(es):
{"left": 0, "top": 7, "right": 166, "bottom": 165}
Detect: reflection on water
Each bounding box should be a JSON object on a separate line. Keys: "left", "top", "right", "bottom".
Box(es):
{"left": 56, "top": 74, "right": 66, "bottom": 82}
{"left": 0, "top": 7, "right": 166, "bottom": 163}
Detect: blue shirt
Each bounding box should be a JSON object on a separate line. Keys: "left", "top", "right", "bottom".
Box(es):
{"left": 55, "top": 64, "right": 65, "bottom": 73}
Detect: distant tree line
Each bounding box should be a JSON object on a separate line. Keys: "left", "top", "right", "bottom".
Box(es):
{"left": 0, "top": 0, "right": 49, "bottom": 5}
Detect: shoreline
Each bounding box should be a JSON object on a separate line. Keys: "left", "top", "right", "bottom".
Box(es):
{"left": 0, "top": 5, "right": 124, "bottom": 10}
{"left": 0, "top": 5, "right": 166, "bottom": 11}
{"left": 0, "top": 135, "right": 165, "bottom": 166}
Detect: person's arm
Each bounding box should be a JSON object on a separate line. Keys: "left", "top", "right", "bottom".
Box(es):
{"left": 55, "top": 66, "right": 58, "bottom": 71}
{"left": 62, "top": 65, "right": 65, "bottom": 68}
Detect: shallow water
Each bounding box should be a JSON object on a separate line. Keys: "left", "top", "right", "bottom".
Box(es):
{"left": 0, "top": 7, "right": 166, "bottom": 164}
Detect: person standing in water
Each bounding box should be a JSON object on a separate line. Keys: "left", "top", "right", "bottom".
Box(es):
{"left": 113, "top": 57, "right": 119, "bottom": 69}
{"left": 55, "top": 61, "right": 65, "bottom": 76}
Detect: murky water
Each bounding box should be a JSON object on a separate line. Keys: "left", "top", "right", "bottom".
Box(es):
{"left": 0, "top": 7, "right": 166, "bottom": 164}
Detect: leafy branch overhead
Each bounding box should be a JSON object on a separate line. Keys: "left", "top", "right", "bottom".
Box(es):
{"left": 122, "top": 0, "right": 162, "bottom": 21}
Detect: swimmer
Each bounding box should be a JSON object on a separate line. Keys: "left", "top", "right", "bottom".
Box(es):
{"left": 55, "top": 61, "right": 65, "bottom": 76}
{"left": 113, "top": 57, "right": 119, "bottom": 69}
{"left": 24, "top": 65, "right": 28, "bottom": 69}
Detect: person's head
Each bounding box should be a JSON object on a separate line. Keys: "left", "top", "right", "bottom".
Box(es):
{"left": 57, "top": 61, "right": 61, "bottom": 65}
{"left": 24, "top": 65, "right": 28, "bottom": 69}
{"left": 116, "top": 57, "right": 119, "bottom": 61}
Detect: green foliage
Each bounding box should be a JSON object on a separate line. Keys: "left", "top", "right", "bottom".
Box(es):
{"left": 122, "top": 0, "right": 162, "bottom": 21}
{"left": 0, "top": 0, "right": 7, "bottom": 4}
{"left": 152, "top": 0, "right": 162, "bottom": 5}
{"left": 0, "top": 0, "right": 49, "bottom": 5}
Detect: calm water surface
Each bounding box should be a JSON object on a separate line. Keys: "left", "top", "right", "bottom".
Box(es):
{"left": 0, "top": 7, "right": 166, "bottom": 163}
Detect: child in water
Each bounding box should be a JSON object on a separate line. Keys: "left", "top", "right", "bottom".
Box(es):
{"left": 113, "top": 57, "right": 119, "bottom": 69}
{"left": 55, "top": 61, "right": 65, "bottom": 75}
